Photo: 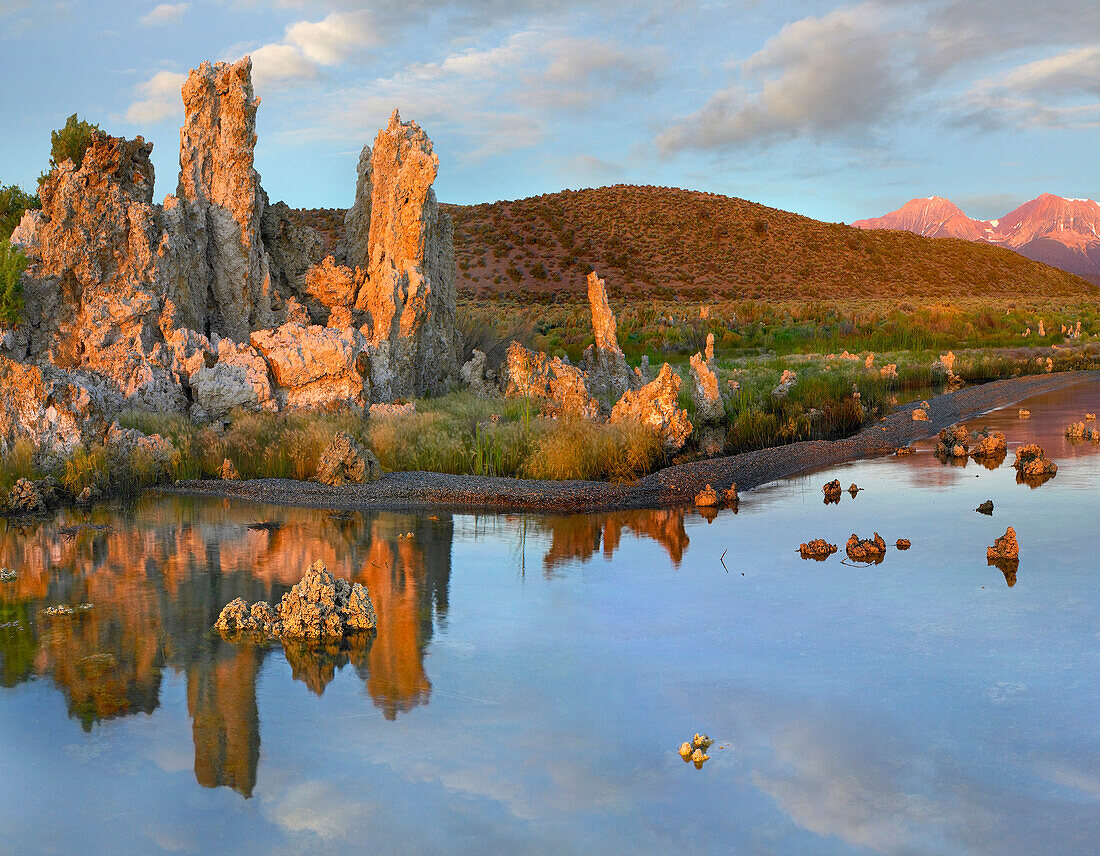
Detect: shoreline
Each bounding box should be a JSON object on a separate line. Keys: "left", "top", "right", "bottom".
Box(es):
{"left": 161, "top": 370, "right": 1099, "bottom": 514}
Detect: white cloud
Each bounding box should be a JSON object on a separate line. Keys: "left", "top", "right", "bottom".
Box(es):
{"left": 250, "top": 42, "right": 319, "bottom": 89}
{"left": 140, "top": 3, "right": 189, "bottom": 26}
{"left": 284, "top": 11, "right": 379, "bottom": 65}
{"left": 996, "top": 46, "right": 1100, "bottom": 96}
{"left": 658, "top": 4, "right": 906, "bottom": 153}
{"left": 238, "top": 10, "right": 379, "bottom": 91}
{"left": 125, "top": 70, "right": 187, "bottom": 125}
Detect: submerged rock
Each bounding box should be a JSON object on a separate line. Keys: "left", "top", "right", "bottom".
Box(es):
{"left": 799, "top": 539, "right": 838, "bottom": 561}
{"left": 316, "top": 432, "right": 381, "bottom": 486}
{"left": 214, "top": 560, "right": 376, "bottom": 640}
{"left": 846, "top": 532, "right": 887, "bottom": 564}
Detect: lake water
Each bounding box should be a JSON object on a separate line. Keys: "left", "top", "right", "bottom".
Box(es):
{"left": 1, "top": 381, "right": 1098, "bottom": 856}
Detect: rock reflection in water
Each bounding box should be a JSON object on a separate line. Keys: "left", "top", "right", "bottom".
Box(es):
{"left": 538, "top": 509, "right": 690, "bottom": 573}
{"left": 0, "top": 499, "right": 452, "bottom": 794}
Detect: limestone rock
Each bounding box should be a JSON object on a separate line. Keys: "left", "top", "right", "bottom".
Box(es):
{"left": 934, "top": 425, "right": 970, "bottom": 459}
{"left": 987, "top": 527, "right": 1019, "bottom": 562}
{"left": 846, "top": 532, "right": 887, "bottom": 564}
{"left": 344, "top": 144, "right": 373, "bottom": 272}
{"left": 105, "top": 422, "right": 177, "bottom": 471}
{"left": 799, "top": 539, "right": 837, "bottom": 560}
{"left": 822, "top": 478, "right": 842, "bottom": 503}
{"left": 0, "top": 356, "right": 107, "bottom": 461}
{"left": 912, "top": 408, "right": 929, "bottom": 422}
{"left": 583, "top": 271, "right": 634, "bottom": 398}
{"left": 22, "top": 131, "right": 187, "bottom": 412}
{"left": 353, "top": 110, "right": 459, "bottom": 401}
{"left": 500, "top": 342, "right": 598, "bottom": 420}
{"left": 9, "top": 209, "right": 42, "bottom": 254}
{"left": 460, "top": 349, "right": 496, "bottom": 398}
{"left": 368, "top": 402, "right": 415, "bottom": 419}
{"left": 976, "top": 500, "right": 994, "bottom": 515}
{"left": 689, "top": 352, "right": 723, "bottom": 425}
{"left": 172, "top": 57, "right": 274, "bottom": 340}
{"left": 220, "top": 458, "right": 240, "bottom": 480}
{"left": 7, "top": 478, "right": 44, "bottom": 514}
{"left": 215, "top": 560, "right": 376, "bottom": 640}
{"left": 771, "top": 369, "right": 797, "bottom": 398}
{"left": 261, "top": 197, "right": 325, "bottom": 311}
{"left": 1066, "top": 421, "right": 1086, "bottom": 439}
{"left": 316, "top": 432, "right": 381, "bottom": 486}
{"left": 970, "top": 431, "right": 1007, "bottom": 460}
{"left": 190, "top": 339, "right": 275, "bottom": 418}
{"left": 895, "top": 539, "right": 911, "bottom": 550}
{"left": 1013, "top": 444, "right": 1057, "bottom": 482}
{"left": 294, "top": 256, "right": 366, "bottom": 327}
{"left": 609, "top": 363, "right": 691, "bottom": 453}
{"left": 250, "top": 323, "right": 367, "bottom": 409}
{"left": 694, "top": 484, "right": 719, "bottom": 507}
{"left": 1018, "top": 409, "right": 1030, "bottom": 418}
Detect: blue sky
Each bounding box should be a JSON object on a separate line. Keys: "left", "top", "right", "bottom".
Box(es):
{"left": 1, "top": 0, "right": 1097, "bottom": 222}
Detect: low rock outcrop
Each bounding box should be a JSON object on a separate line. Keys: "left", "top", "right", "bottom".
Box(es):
{"left": 689, "top": 352, "right": 723, "bottom": 425}
{"left": 772, "top": 369, "right": 797, "bottom": 398}
{"left": 608, "top": 363, "right": 691, "bottom": 453}
{"left": 500, "top": 342, "right": 599, "bottom": 420}
{"left": 315, "top": 432, "right": 381, "bottom": 486}
{"left": 846, "top": 532, "right": 886, "bottom": 563}
{"left": 694, "top": 485, "right": 719, "bottom": 507}
{"left": 822, "top": 479, "right": 842, "bottom": 503}
{"left": 250, "top": 323, "right": 368, "bottom": 409}
{"left": 976, "top": 499, "right": 994, "bottom": 515}
{"left": 7, "top": 478, "right": 44, "bottom": 514}
{"left": 215, "top": 560, "right": 376, "bottom": 639}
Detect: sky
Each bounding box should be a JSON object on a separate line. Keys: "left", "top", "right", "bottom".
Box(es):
{"left": 0, "top": 0, "right": 1097, "bottom": 223}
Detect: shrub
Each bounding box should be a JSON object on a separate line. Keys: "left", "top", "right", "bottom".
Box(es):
{"left": 0, "top": 243, "right": 27, "bottom": 327}
{"left": 0, "top": 184, "right": 39, "bottom": 241}
{"left": 47, "top": 114, "right": 101, "bottom": 173}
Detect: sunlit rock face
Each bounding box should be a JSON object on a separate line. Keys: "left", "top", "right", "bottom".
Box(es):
{"left": 609, "top": 363, "right": 692, "bottom": 453}
{"left": 352, "top": 110, "right": 460, "bottom": 401}
{"left": 13, "top": 132, "right": 188, "bottom": 413}
{"left": 169, "top": 57, "right": 275, "bottom": 341}
{"left": 500, "top": 341, "right": 600, "bottom": 420}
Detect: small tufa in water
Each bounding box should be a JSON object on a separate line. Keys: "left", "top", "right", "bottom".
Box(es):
{"left": 679, "top": 733, "right": 714, "bottom": 768}
{"left": 0, "top": 568, "right": 16, "bottom": 582}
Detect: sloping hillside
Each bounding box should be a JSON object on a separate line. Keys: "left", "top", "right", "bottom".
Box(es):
{"left": 289, "top": 185, "right": 1096, "bottom": 302}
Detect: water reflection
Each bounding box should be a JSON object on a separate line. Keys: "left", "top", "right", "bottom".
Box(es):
{"left": 0, "top": 500, "right": 687, "bottom": 796}
{"left": 0, "top": 502, "right": 454, "bottom": 795}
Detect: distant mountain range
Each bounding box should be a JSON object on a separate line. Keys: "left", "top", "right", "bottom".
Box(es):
{"left": 853, "top": 194, "right": 1100, "bottom": 285}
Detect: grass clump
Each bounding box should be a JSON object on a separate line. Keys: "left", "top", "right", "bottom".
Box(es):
{"left": 522, "top": 418, "right": 661, "bottom": 482}
{"left": 0, "top": 439, "right": 39, "bottom": 494}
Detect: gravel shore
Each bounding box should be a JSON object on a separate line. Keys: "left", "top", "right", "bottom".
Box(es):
{"left": 163, "top": 370, "right": 1099, "bottom": 513}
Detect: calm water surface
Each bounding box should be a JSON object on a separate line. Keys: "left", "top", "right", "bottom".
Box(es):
{"left": 1, "top": 382, "right": 1098, "bottom": 855}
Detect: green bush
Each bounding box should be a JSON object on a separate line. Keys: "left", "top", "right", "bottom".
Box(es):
{"left": 0, "top": 184, "right": 39, "bottom": 241}
{"left": 40, "top": 114, "right": 101, "bottom": 183}
{"left": 0, "top": 243, "right": 27, "bottom": 327}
